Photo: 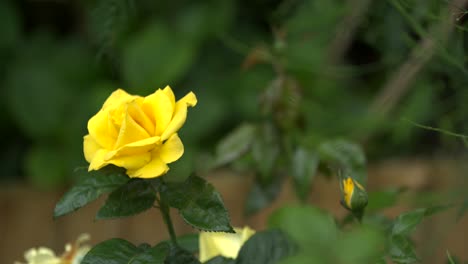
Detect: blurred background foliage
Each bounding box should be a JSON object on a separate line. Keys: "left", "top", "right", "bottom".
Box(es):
{"left": 0, "top": 0, "right": 467, "bottom": 192}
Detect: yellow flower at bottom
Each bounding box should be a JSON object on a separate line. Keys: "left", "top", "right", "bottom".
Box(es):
{"left": 16, "top": 234, "right": 91, "bottom": 264}
{"left": 16, "top": 248, "right": 61, "bottom": 264}
{"left": 199, "top": 226, "right": 255, "bottom": 262}
{"left": 83, "top": 86, "right": 197, "bottom": 179}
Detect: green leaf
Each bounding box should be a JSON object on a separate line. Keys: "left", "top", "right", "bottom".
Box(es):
{"left": 205, "top": 256, "right": 235, "bottom": 264}
{"left": 96, "top": 179, "right": 156, "bottom": 219}
{"left": 122, "top": 22, "right": 196, "bottom": 92}
{"left": 389, "top": 235, "right": 418, "bottom": 264}
{"left": 334, "top": 226, "right": 385, "bottom": 264}
{"left": 277, "top": 253, "right": 323, "bottom": 264}
{"left": 54, "top": 167, "right": 129, "bottom": 218}
{"left": 164, "top": 243, "right": 200, "bottom": 264}
{"left": 318, "top": 139, "right": 367, "bottom": 185}
{"left": 446, "top": 250, "right": 458, "bottom": 264}
{"left": 162, "top": 233, "right": 199, "bottom": 254}
{"left": 129, "top": 243, "right": 170, "bottom": 264}
{"left": 391, "top": 205, "right": 450, "bottom": 236}
{"left": 160, "top": 175, "right": 234, "bottom": 232}
{"left": 175, "top": 233, "right": 199, "bottom": 254}
{"left": 290, "top": 147, "right": 319, "bottom": 201}
{"left": 215, "top": 123, "right": 256, "bottom": 167}
{"left": 388, "top": 205, "right": 452, "bottom": 264}
{"left": 251, "top": 123, "right": 280, "bottom": 183}
{"left": 268, "top": 205, "right": 338, "bottom": 248}
{"left": 82, "top": 238, "right": 141, "bottom": 264}
{"left": 236, "top": 230, "right": 296, "bottom": 264}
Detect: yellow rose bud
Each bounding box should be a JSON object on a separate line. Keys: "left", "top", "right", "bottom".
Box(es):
{"left": 340, "top": 177, "right": 368, "bottom": 212}
{"left": 83, "top": 86, "right": 197, "bottom": 178}
{"left": 199, "top": 226, "right": 255, "bottom": 262}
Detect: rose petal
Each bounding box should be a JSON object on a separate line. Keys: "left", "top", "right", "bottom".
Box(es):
{"left": 127, "top": 157, "right": 169, "bottom": 178}
{"left": 160, "top": 92, "right": 197, "bottom": 140}
{"left": 162, "top": 85, "right": 176, "bottom": 109}
{"left": 177, "top": 91, "right": 197, "bottom": 107}
{"left": 127, "top": 99, "right": 155, "bottom": 135}
{"left": 199, "top": 231, "right": 242, "bottom": 262}
{"left": 142, "top": 89, "right": 174, "bottom": 136}
{"left": 158, "top": 133, "right": 184, "bottom": 164}
{"left": 87, "top": 110, "right": 116, "bottom": 150}
{"left": 102, "top": 89, "right": 136, "bottom": 110}
{"left": 88, "top": 149, "right": 109, "bottom": 171}
{"left": 106, "top": 152, "right": 152, "bottom": 170}
{"left": 83, "top": 135, "right": 101, "bottom": 163}
{"left": 105, "top": 136, "right": 161, "bottom": 159}
{"left": 114, "top": 107, "right": 151, "bottom": 149}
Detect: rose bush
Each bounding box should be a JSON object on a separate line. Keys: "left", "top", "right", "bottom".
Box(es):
{"left": 83, "top": 86, "right": 197, "bottom": 178}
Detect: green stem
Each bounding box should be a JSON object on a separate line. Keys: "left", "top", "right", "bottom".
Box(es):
{"left": 151, "top": 178, "right": 178, "bottom": 245}
{"left": 159, "top": 199, "right": 178, "bottom": 245}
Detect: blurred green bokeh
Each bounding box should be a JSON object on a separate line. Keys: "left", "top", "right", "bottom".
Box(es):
{"left": 0, "top": 0, "right": 467, "bottom": 188}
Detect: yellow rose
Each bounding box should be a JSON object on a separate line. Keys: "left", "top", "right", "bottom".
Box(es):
{"left": 199, "top": 226, "right": 256, "bottom": 262}
{"left": 83, "top": 86, "right": 197, "bottom": 178}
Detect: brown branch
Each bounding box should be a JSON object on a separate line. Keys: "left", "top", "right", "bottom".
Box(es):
{"left": 368, "top": 0, "right": 468, "bottom": 117}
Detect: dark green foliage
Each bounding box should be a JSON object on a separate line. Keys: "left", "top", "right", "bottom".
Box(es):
{"left": 235, "top": 230, "right": 296, "bottom": 264}
{"left": 96, "top": 179, "right": 156, "bottom": 219}
{"left": 54, "top": 166, "right": 129, "bottom": 218}
{"left": 81, "top": 239, "right": 199, "bottom": 264}
{"left": 82, "top": 238, "right": 143, "bottom": 264}
{"left": 160, "top": 175, "right": 234, "bottom": 232}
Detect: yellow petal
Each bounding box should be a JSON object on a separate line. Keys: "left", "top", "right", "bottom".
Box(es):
{"left": 163, "top": 85, "right": 176, "bottom": 109}
{"left": 160, "top": 92, "right": 197, "bottom": 140}
{"left": 83, "top": 135, "right": 101, "bottom": 163}
{"left": 87, "top": 110, "right": 116, "bottom": 150}
{"left": 114, "top": 107, "right": 151, "bottom": 149}
{"left": 106, "top": 152, "right": 152, "bottom": 170}
{"left": 102, "top": 89, "right": 136, "bottom": 110}
{"left": 178, "top": 91, "right": 197, "bottom": 107}
{"left": 127, "top": 98, "right": 155, "bottom": 135}
{"left": 88, "top": 149, "right": 109, "bottom": 171}
{"left": 237, "top": 226, "right": 256, "bottom": 243}
{"left": 158, "top": 133, "right": 184, "bottom": 164}
{"left": 127, "top": 157, "right": 169, "bottom": 178}
{"left": 199, "top": 226, "right": 254, "bottom": 262}
{"left": 142, "top": 89, "right": 174, "bottom": 136}
{"left": 106, "top": 136, "right": 161, "bottom": 159}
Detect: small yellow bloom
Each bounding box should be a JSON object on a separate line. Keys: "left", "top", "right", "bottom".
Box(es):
{"left": 341, "top": 177, "right": 367, "bottom": 211}
{"left": 199, "top": 226, "right": 255, "bottom": 262}
{"left": 83, "top": 86, "right": 197, "bottom": 178}
{"left": 16, "top": 234, "right": 91, "bottom": 264}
